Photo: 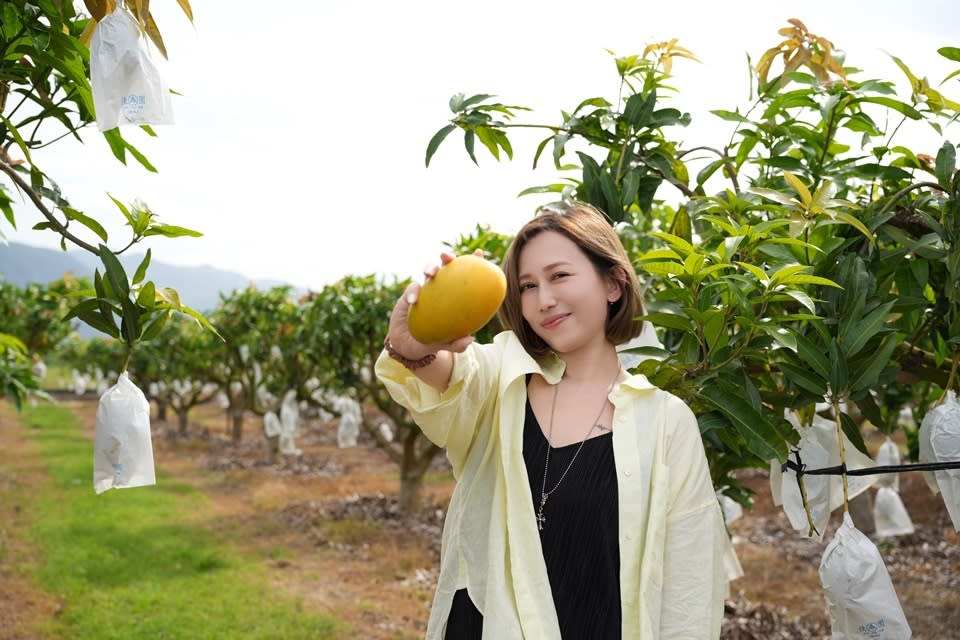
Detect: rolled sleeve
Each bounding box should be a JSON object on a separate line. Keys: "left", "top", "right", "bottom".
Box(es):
{"left": 659, "top": 394, "right": 735, "bottom": 637}
{"left": 375, "top": 345, "right": 491, "bottom": 475}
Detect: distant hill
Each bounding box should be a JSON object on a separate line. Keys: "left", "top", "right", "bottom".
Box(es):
{"left": 0, "top": 241, "right": 301, "bottom": 314}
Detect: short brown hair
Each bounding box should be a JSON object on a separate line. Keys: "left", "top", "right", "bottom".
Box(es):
{"left": 498, "top": 201, "right": 645, "bottom": 360}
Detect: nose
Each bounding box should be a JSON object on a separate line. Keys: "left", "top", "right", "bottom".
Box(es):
{"left": 537, "top": 284, "right": 556, "bottom": 312}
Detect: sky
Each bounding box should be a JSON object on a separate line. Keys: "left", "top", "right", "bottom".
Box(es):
{"left": 5, "top": 0, "right": 959, "bottom": 292}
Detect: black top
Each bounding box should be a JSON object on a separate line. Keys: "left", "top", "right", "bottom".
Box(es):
{"left": 445, "top": 392, "right": 621, "bottom": 639}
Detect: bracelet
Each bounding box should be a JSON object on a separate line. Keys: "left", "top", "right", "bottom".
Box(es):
{"left": 384, "top": 336, "right": 437, "bottom": 370}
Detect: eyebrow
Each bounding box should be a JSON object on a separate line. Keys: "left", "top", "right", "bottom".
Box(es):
{"left": 518, "top": 261, "right": 573, "bottom": 280}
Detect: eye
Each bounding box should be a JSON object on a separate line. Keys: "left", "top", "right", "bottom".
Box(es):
{"left": 519, "top": 282, "right": 536, "bottom": 291}
{"left": 551, "top": 272, "right": 569, "bottom": 281}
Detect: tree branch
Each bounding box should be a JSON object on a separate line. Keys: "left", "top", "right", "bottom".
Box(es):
{"left": 0, "top": 157, "right": 99, "bottom": 254}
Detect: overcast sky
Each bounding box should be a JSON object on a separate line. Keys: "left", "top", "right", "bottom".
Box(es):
{"left": 5, "top": 0, "right": 958, "bottom": 291}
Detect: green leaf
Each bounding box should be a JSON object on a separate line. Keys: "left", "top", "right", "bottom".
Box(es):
{"left": 425, "top": 124, "right": 456, "bottom": 167}
{"left": 119, "top": 295, "right": 141, "bottom": 345}
{"left": 749, "top": 187, "right": 797, "bottom": 207}
{"left": 935, "top": 140, "right": 957, "bottom": 190}
{"left": 700, "top": 385, "right": 788, "bottom": 462}
{"left": 793, "top": 330, "right": 831, "bottom": 380}
{"left": 136, "top": 281, "right": 156, "bottom": 309}
{"left": 842, "top": 300, "right": 894, "bottom": 358}
{"left": 92, "top": 271, "right": 120, "bottom": 335}
{"left": 0, "top": 114, "right": 34, "bottom": 166}
{"left": 98, "top": 244, "right": 130, "bottom": 298}
{"left": 756, "top": 323, "right": 797, "bottom": 351}
{"left": 855, "top": 96, "right": 923, "bottom": 120}
{"left": 710, "top": 109, "right": 749, "bottom": 123}
{"left": 640, "top": 261, "right": 686, "bottom": 277}
{"left": 64, "top": 299, "right": 120, "bottom": 339}
{"left": 635, "top": 312, "right": 695, "bottom": 332}
{"left": 649, "top": 231, "right": 694, "bottom": 256}
{"left": 736, "top": 261, "right": 769, "bottom": 284}
{"left": 781, "top": 274, "right": 843, "bottom": 288}
{"left": 829, "top": 340, "right": 848, "bottom": 396}
{"left": 61, "top": 207, "right": 108, "bottom": 242}
{"left": 778, "top": 361, "right": 828, "bottom": 396}
{"left": 142, "top": 224, "right": 203, "bottom": 238}
{"left": 140, "top": 309, "right": 171, "bottom": 342}
{"left": 180, "top": 305, "right": 223, "bottom": 340}
{"left": 782, "top": 289, "right": 816, "bottom": 315}
{"left": 839, "top": 411, "right": 869, "bottom": 456}
{"left": 849, "top": 334, "right": 898, "bottom": 393}
{"left": 464, "top": 130, "right": 478, "bottom": 165}
{"left": 475, "top": 126, "right": 501, "bottom": 161}
{"left": 133, "top": 248, "right": 152, "bottom": 285}
{"left": 769, "top": 264, "right": 812, "bottom": 288}
{"left": 108, "top": 194, "right": 135, "bottom": 227}
{"left": 829, "top": 211, "right": 875, "bottom": 243}
{"left": 939, "top": 46, "right": 960, "bottom": 62}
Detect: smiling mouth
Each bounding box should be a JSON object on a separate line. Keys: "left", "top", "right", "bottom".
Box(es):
{"left": 542, "top": 314, "right": 568, "bottom": 329}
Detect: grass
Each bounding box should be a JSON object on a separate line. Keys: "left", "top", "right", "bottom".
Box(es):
{"left": 16, "top": 403, "right": 345, "bottom": 640}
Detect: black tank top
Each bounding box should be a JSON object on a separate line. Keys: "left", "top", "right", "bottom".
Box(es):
{"left": 444, "top": 392, "right": 621, "bottom": 639}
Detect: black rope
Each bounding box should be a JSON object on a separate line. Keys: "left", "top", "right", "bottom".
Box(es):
{"left": 782, "top": 456, "right": 960, "bottom": 478}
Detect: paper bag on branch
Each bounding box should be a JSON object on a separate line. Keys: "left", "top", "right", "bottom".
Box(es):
{"left": 873, "top": 486, "right": 915, "bottom": 538}
{"left": 819, "top": 512, "right": 912, "bottom": 639}
{"left": 94, "top": 372, "right": 156, "bottom": 494}
{"left": 90, "top": 6, "right": 174, "bottom": 131}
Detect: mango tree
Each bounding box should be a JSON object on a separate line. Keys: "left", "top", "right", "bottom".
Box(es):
{"left": 295, "top": 275, "right": 447, "bottom": 512}
{"left": 0, "top": 277, "right": 87, "bottom": 403}
{"left": 208, "top": 286, "right": 300, "bottom": 446}
{"left": 129, "top": 319, "right": 220, "bottom": 436}
{"left": 426, "top": 20, "right": 960, "bottom": 506}
{"left": 0, "top": 0, "right": 209, "bottom": 407}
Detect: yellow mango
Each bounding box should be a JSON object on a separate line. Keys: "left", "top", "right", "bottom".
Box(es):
{"left": 408, "top": 255, "right": 506, "bottom": 344}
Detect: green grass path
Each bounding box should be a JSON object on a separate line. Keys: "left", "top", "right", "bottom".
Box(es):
{"left": 12, "top": 403, "right": 343, "bottom": 639}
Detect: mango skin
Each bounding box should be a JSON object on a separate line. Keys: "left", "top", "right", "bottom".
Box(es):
{"left": 407, "top": 255, "right": 507, "bottom": 344}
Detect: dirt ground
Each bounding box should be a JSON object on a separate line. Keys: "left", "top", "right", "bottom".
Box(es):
{"left": 2, "top": 397, "right": 958, "bottom": 639}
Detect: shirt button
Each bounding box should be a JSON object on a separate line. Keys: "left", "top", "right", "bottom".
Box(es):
{"left": 624, "top": 469, "right": 632, "bottom": 477}
{"left": 626, "top": 533, "right": 633, "bottom": 540}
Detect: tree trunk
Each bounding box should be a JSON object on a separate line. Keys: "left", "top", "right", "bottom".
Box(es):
{"left": 398, "top": 468, "right": 425, "bottom": 514}
{"left": 231, "top": 408, "right": 244, "bottom": 442}
{"left": 156, "top": 400, "right": 168, "bottom": 421}
{"left": 177, "top": 408, "right": 189, "bottom": 436}
{"left": 265, "top": 434, "right": 280, "bottom": 465}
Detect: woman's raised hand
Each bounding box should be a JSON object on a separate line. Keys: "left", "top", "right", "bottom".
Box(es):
{"left": 386, "top": 251, "right": 478, "bottom": 361}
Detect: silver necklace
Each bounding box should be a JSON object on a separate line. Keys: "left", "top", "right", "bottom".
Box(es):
{"left": 536, "top": 367, "right": 621, "bottom": 532}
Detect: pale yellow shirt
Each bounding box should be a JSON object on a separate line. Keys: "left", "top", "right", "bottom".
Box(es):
{"left": 376, "top": 331, "right": 738, "bottom": 639}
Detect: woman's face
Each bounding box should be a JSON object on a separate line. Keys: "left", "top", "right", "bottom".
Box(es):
{"left": 517, "top": 230, "right": 621, "bottom": 356}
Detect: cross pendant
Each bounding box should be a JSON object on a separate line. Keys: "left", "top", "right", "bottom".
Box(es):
{"left": 537, "top": 493, "right": 547, "bottom": 531}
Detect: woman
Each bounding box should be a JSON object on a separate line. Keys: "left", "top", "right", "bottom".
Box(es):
{"left": 376, "top": 201, "right": 738, "bottom": 638}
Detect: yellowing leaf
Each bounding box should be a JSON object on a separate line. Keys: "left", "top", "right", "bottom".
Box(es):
{"left": 787, "top": 17, "right": 809, "bottom": 32}
{"left": 144, "top": 11, "right": 168, "bottom": 59}
{"left": 83, "top": 0, "right": 109, "bottom": 21}
{"left": 783, "top": 171, "right": 812, "bottom": 208}
{"left": 176, "top": 0, "right": 195, "bottom": 23}
{"left": 79, "top": 19, "right": 97, "bottom": 46}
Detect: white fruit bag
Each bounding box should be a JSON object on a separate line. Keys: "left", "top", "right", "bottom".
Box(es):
{"left": 90, "top": 6, "right": 174, "bottom": 131}
{"left": 874, "top": 437, "right": 901, "bottom": 491}
{"left": 927, "top": 391, "right": 960, "bottom": 530}
{"left": 94, "top": 372, "right": 156, "bottom": 494}
{"left": 819, "top": 512, "right": 912, "bottom": 639}
{"left": 873, "top": 487, "right": 914, "bottom": 538}
{"left": 918, "top": 390, "right": 959, "bottom": 495}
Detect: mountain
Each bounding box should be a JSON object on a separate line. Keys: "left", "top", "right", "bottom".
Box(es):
{"left": 0, "top": 241, "right": 301, "bottom": 313}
